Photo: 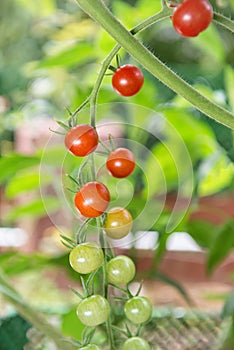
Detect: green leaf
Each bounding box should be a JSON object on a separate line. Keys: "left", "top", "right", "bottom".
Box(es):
{"left": 5, "top": 173, "right": 50, "bottom": 199}
{"left": 193, "top": 24, "right": 225, "bottom": 64}
{"left": 198, "top": 153, "right": 234, "bottom": 196}
{"left": 0, "top": 154, "right": 39, "bottom": 185}
{"left": 5, "top": 197, "right": 60, "bottom": 222}
{"left": 62, "top": 308, "right": 85, "bottom": 341}
{"left": 0, "top": 315, "right": 30, "bottom": 350}
{"left": 207, "top": 219, "right": 234, "bottom": 274}
{"left": 221, "top": 291, "right": 234, "bottom": 319}
{"left": 0, "top": 252, "right": 50, "bottom": 275}
{"left": 225, "top": 65, "right": 234, "bottom": 112}
{"left": 186, "top": 220, "right": 216, "bottom": 248}
{"left": 38, "top": 42, "right": 97, "bottom": 68}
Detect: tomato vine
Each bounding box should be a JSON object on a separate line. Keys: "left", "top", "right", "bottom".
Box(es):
{"left": 59, "top": 1, "right": 234, "bottom": 349}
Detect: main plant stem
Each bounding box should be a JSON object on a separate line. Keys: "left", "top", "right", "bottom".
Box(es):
{"left": 75, "top": 0, "right": 234, "bottom": 129}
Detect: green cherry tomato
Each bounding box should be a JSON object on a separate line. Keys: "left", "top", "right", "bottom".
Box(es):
{"left": 76, "top": 295, "right": 110, "bottom": 327}
{"left": 69, "top": 242, "right": 104, "bottom": 274}
{"left": 122, "top": 337, "right": 151, "bottom": 350}
{"left": 104, "top": 207, "right": 133, "bottom": 239}
{"left": 124, "top": 296, "right": 152, "bottom": 324}
{"left": 107, "top": 255, "right": 135, "bottom": 286}
{"left": 80, "top": 345, "right": 101, "bottom": 350}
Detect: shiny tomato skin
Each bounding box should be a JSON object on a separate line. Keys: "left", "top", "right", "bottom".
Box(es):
{"left": 172, "top": 0, "right": 213, "bottom": 37}
{"left": 107, "top": 255, "right": 136, "bottom": 286}
{"left": 76, "top": 295, "right": 110, "bottom": 327}
{"left": 122, "top": 337, "right": 151, "bottom": 350}
{"left": 69, "top": 242, "right": 104, "bottom": 274}
{"left": 112, "top": 65, "right": 144, "bottom": 97}
{"left": 106, "top": 148, "right": 136, "bottom": 178}
{"left": 75, "top": 181, "right": 110, "bottom": 218}
{"left": 65, "top": 124, "right": 98, "bottom": 157}
{"left": 124, "top": 296, "right": 152, "bottom": 324}
{"left": 104, "top": 207, "right": 133, "bottom": 239}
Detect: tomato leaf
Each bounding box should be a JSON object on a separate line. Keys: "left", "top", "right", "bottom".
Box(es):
{"left": 61, "top": 308, "right": 85, "bottom": 341}
{"left": 221, "top": 291, "right": 234, "bottom": 319}
{"left": 0, "top": 154, "right": 39, "bottom": 185}
{"left": 207, "top": 219, "right": 234, "bottom": 275}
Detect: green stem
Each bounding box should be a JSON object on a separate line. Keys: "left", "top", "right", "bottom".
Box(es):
{"left": 0, "top": 271, "right": 75, "bottom": 350}
{"left": 89, "top": 7, "right": 171, "bottom": 110}
{"left": 75, "top": 0, "right": 234, "bottom": 129}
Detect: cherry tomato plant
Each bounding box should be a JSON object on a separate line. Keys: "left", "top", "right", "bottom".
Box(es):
{"left": 56, "top": 0, "right": 234, "bottom": 349}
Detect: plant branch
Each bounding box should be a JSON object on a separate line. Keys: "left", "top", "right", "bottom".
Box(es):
{"left": 75, "top": 0, "right": 234, "bottom": 129}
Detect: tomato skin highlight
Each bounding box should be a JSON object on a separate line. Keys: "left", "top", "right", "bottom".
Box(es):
{"left": 69, "top": 242, "right": 104, "bottom": 274}
{"left": 112, "top": 64, "right": 144, "bottom": 97}
{"left": 124, "top": 296, "right": 152, "bottom": 324}
{"left": 75, "top": 181, "right": 110, "bottom": 218}
{"left": 172, "top": 0, "right": 213, "bottom": 37}
{"left": 122, "top": 337, "right": 151, "bottom": 350}
{"left": 107, "top": 255, "right": 136, "bottom": 286}
{"left": 104, "top": 207, "right": 133, "bottom": 239}
{"left": 65, "top": 124, "right": 98, "bottom": 157}
{"left": 106, "top": 148, "right": 135, "bottom": 178}
{"left": 76, "top": 295, "right": 110, "bottom": 327}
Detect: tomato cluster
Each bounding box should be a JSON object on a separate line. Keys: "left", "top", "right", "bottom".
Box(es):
{"left": 63, "top": 59, "right": 153, "bottom": 348}
{"left": 171, "top": 0, "right": 213, "bottom": 37}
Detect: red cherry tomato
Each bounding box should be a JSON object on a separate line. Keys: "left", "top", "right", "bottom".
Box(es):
{"left": 65, "top": 124, "right": 98, "bottom": 157}
{"left": 172, "top": 0, "right": 213, "bottom": 37}
{"left": 75, "top": 182, "right": 110, "bottom": 218}
{"left": 112, "top": 65, "right": 144, "bottom": 97}
{"left": 106, "top": 148, "right": 136, "bottom": 178}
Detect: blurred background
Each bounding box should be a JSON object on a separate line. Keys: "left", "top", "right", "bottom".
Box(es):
{"left": 0, "top": 0, "right": 234, "bottom": 349}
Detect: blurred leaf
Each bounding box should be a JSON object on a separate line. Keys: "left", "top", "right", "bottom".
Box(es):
{"left": 186, "top": 220, "right": 216, "bottom": 248}
{"left": 112, "top": 1, "right": 137, "bottom": 29}
{"left": 221, "top": 291, "right": 234, "bottom": 319}
{"left": 207, "top": 219, "right": 234, "bottom": 274}
{"left": 198, "top": 153, "right": 234, "bottom": 196}
{"left": 17, "top": 0, "right": 56, "bottom": 15}
{"left": 225, "top": 65, "right": 234, "bottom": 111}
{"left": 5, "top": 173, "right": 50, "bottom": 199}
{"left": 38, "top": 42, "right": 97, "bottom": 68}
{"left": 193, "top": 24, "right": 225, "bottom": 65}
{"left": 5, "top": 197, "right": 60, "bottom": 222}
{"left": 61, "top": 308, "right": 85, "bottom": 341}
{"left": 0, "top": 252, "right": 50, "bottom": 275}
{"left": 0, "top": 315, "right": 30, "bottom": 350}
{"left": 0, "top": 154, "right": 39, "bottom": 185}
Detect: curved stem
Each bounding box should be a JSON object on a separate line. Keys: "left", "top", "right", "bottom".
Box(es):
{"left": 89, "top": 8, "right": 172, "bottom": 113}
{"left": 76, "top": 0, "right": 234, "bottom": 129}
